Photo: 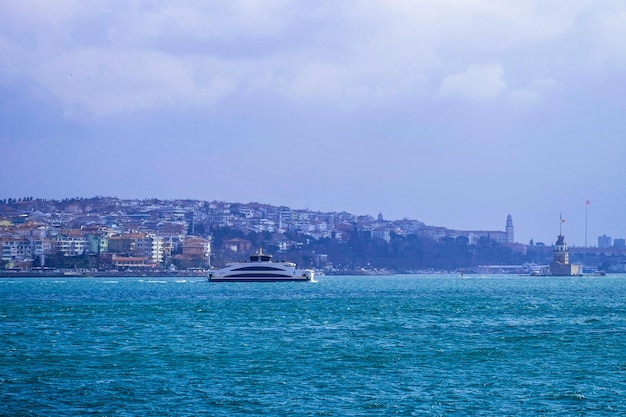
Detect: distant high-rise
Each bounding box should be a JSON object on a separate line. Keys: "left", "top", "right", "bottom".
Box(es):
{"left": 598, "top": 235, "right": 612, "bottom": 248}
{"left": 505, "top": 214, "right": 514, "bottom": 244}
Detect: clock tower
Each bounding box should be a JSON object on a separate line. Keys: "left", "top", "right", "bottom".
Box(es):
{"left": 505, "top": 214, "right": 514, "bottom": 244}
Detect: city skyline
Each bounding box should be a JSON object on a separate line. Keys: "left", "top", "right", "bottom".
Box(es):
{"left": 1, "top": 1, "right": 625, "bottom": 247}
{"left": 1, "top": 195, "right": 622, "bottom": 248}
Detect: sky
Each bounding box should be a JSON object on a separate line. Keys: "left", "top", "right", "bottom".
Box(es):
{"left": 1, "top": 1, "right": 625, "bottom": 247}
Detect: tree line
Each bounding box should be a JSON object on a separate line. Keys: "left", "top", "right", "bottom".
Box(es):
{"left": 209, "top": 227, "right": 549, "bottom": 272}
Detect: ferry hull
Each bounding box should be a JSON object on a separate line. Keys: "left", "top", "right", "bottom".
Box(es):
{"left": 208, "top": 275, "right": 312, "bottom": 282}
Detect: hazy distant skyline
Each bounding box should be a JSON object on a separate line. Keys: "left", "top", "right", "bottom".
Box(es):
{"left": 1, "top": 1, "right": 625, "bottom": 246}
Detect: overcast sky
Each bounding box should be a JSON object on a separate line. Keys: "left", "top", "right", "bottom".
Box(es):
{"left": 1, "top": 1, "right": 625, "bottom": 246}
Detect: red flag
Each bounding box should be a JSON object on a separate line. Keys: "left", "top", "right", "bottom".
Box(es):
{"left": 561, "top": 218, "right": 566, "bottom": 223}
{"left": 586, "top": 200, "right": 590, "bottom": 205}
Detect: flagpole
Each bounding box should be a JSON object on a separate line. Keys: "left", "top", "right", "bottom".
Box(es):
{"left": 585, "top": 201, "right": 588, "bottom": 247}
{"left": 585, "top": 200, "right": 589, "bottom": 247}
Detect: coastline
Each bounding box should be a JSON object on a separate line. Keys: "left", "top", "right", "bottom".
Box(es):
{"left": 0, "top": 270, "right": 208, "bottom": 278}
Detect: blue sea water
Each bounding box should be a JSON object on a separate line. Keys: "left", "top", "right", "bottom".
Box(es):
{"left": 1, "top": 275, "right": 626, "bottom": 416}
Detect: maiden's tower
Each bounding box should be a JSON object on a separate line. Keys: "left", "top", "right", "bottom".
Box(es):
{"left": 549, "top": 216, "right": 581, "bottom": 276}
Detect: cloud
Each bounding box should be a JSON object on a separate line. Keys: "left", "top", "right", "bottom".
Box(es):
{"left": 1, "top": 0, "right": 625, "bottom": 118}
{"left": 588, "top": 5, "right": 626, "bottom": 65}
{"left": 36, "top": 49, "right": 238, "bottom": 117}
{"left": 508, "top": 78, "right": 558, "bottom": 103}
{"left": 440, "top": 65, "right": 507, "bottom": 100}
{"left": 105, "top": 1, "right": 298, "bottom": 47}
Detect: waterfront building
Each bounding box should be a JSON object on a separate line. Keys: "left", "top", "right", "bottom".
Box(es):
{"left": 107, "top": 232, "right": 167, "bottom": 265}
{"left": 55, "top": 230, "right": 88, "bottom": 256}
{"left": 111, "top": 255, "right": 154, "bottom": 269}
{"left": 455, "top": 215, "right": 514, "bottom": 245}
{"left": 1, "top": 238, "right": 31, "bottom": 262}
{"left": 182, "top": 237, "right": 211, "bottom": 263}
{"left": 223, "top": 238, "right": 252, "bottom": 253}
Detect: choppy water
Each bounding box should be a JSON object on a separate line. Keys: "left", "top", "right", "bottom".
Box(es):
{"left": 1, "top": 274, "right": 626, "bottom": 416}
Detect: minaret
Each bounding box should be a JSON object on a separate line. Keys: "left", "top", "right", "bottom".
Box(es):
{"left": 505, "top": 214, "right": 514, "bottom": 244}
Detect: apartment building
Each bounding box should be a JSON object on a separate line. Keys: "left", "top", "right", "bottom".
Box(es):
{"left": 55, "top": 230, "right": 89, "bottom": 256}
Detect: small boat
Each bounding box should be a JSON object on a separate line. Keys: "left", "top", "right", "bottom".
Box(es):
{"left": 208, "top": 248, "right": 314, "bottom": 282}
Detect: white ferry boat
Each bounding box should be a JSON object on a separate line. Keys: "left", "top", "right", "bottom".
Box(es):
{"left": 208, "top": 249, "right": 314, "bottom": 282}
